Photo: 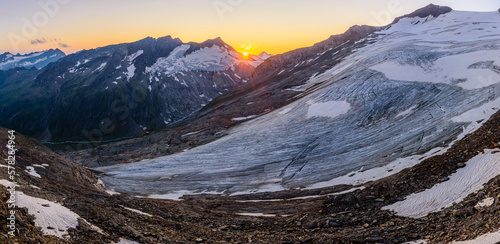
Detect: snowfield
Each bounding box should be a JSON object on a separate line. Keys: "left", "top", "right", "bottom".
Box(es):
{"left": 98, "top": 11, "right": 500, "bottom": 199}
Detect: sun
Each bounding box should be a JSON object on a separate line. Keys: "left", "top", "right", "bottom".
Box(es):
{"left": 238, "top": 44, "right": 254, "bottom": 58}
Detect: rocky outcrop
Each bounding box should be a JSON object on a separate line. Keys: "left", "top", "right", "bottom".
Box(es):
{"left": 392, "top": 4, "right": 453, "bottom": 24}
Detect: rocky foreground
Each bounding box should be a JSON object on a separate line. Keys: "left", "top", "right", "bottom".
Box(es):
{"left": 1, "top": 110, "right": 499, "bottom": 243}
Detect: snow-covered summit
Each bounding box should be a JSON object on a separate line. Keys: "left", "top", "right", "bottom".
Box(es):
{"left": 146, "top": 37, "right": 265, "bottom": 76}
{"left": 392, "top": 4, "right": 452, "bottom": 24}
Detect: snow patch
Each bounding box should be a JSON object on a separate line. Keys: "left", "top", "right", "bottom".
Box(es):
{"left": 475, "top": 197, "right": 495, "bottom": 209}
{"left": 121, "top": 206, "right": 152, "bottom": 216}
{"left": 94, "top": 62, "right": 107, "bottom": 72}
{"left": 232, "top": 115, "right": 258, "bottom": 121}
{"left": 235, "top": 213, "right": 276, "bottom": 217}
{"left": 106, "top": 189, "right": 121, "bottom": 195}
{"left": 126, "top": 50, "right": 144, "bottom": 62}
{"left": 25, "top": 166, "right": 41, "bottom": 178}
{"left": 126, "top": 64, "right": 136, "bottom": 81}
{"left": 16, "top": 192, "right": 80, "bottom": 238}
{"left": 382, "top": 149, "right": 500, "bottom": 218}
{"left": 306, "top": 101, "right": 351, "bottom": 119}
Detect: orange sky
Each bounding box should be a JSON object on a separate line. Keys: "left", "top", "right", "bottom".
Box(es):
{"left": 0, "top": 0, "right": 498, "bottom": 55}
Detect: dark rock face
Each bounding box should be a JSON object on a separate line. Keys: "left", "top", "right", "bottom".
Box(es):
{"left": 0, "top": 37, "right": 260, "bottom": 143}
{"left": 0, "top": 49, "right": 66, "bottom": 70}
{"left": 392, "top": 4, "right": 453, "bottom": 24}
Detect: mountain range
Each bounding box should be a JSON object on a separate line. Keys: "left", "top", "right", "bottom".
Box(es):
{"left": 0, "top": 49, "right": 66, "bottom": 70}
{"left": 0, "top": 37, "right": 269, "bottom": 143}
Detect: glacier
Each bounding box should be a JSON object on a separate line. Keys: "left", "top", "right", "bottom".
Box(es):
{"left": 97, "top": 10, "right": 500, "bottom": 198}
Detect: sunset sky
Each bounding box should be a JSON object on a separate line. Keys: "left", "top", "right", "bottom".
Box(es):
{"left": 0, "top": 0, "right": 498, "bottom": 55}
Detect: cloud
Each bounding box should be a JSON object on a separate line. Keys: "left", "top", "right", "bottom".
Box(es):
{"left": 30, "top": 38, "right": 47, "bottom": 45}
{"left": 58, "top": 43, "right": 70, "bottom": 48}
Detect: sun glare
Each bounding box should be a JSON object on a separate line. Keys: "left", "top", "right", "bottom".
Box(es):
{"left": 238, "top": 44, "right": 255, "bottom": 57}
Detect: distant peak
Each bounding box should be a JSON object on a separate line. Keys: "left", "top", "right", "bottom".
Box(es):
{"left": 201, "top": 37, "right": 228, "bottom": 48}
{"left": 158, "top": 35, "right": 182, "bottom": 42}
{"left": 392, "top": 4, "right": 452, "bottom": 24}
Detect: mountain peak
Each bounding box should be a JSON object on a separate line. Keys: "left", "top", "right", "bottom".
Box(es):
{"left": 158, "top": 35, "right": 183, "bottom": 43}
{"left": 392, "top": 4, "right": 452, "bottom": 24}
{"left": 201, "top": 37, "right": 228, "bottom": 48}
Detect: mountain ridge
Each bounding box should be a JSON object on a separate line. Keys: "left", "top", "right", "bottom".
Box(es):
{"left": 0, "top": 48, "right": 66, "bottom": 70}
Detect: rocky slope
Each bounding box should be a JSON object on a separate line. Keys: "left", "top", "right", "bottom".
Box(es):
{"left": 0, "top": 37, "right": 266, "bottom": 143}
